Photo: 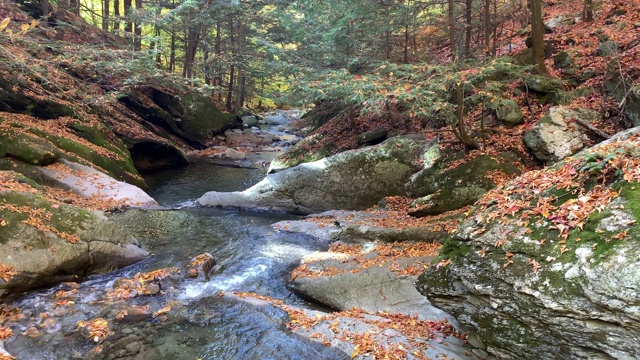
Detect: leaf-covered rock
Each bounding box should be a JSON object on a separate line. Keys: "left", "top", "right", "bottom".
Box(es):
{"left": 406, "top": 150, "right": 524, "bottom": 216}
{"left": 0, "top": 188, "right": 149, "bottom": 297}
{"left": 416, "top": 127, "right": 640, "bottom": 359}
{"left": 524, "top": 106, "right": 600, "bottom": 163}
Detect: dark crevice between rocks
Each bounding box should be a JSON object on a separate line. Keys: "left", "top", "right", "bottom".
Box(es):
{"left": 130, "top": 140, "right": 189, "bottom": 173}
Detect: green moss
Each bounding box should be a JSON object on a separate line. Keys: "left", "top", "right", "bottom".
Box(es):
{"left": 67, "top": 122, "right": 130, "bottom": 159}
{"left": 0, "top": 191, "right": 93, "bottom": 244}
{"left": 619, "top": 182, "right": 640, "bottom": 225}
{"left": 436, "top": 237, "right": 471, "bottom": 261}
{"left": 0, "top": 129, "right": 59, "bottom": 165}
{"left": 28, "top": 128, "right": 145, "bottom": 189}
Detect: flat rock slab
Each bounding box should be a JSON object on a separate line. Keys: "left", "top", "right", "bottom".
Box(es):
{"left": 288, "top": 250, "right": 458, "bottom": 326}
{"left": 273, "top": 210, "right": 448, "bottom": 243}
{"left": 223, "top": 292, "right": 477, "bottom": 360}
{"left": 40, "top": 159, "right": 156, "bottom": 207}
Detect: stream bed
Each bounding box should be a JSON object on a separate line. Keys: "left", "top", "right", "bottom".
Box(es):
{"left": 5, "top": 162, "right": 348, "bottom": 359}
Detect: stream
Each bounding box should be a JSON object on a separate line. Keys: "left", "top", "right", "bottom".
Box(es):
{"left": 5, "top": 162, "right": 348, "bottom": 359}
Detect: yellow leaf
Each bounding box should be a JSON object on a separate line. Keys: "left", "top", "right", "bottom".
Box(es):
{"left": 0, "top": 18, "right": 9, "bottom": 32}
{"left": 351, "top": 345, "right": 360, "bottom": 358}
{"left": 20, "top": 24, "right": 29, "bottom": 32}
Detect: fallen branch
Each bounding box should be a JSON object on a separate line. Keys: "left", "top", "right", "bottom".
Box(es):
{"left": 571, "top": 118, "right": 611, "bottom": 139}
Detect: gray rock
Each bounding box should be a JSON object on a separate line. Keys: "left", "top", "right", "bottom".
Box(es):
{"left": 416, "top": 132, "right": 640, "bottom": 359}
{"left": 406, "top": 150, "right": 524, "bottom": 216}
{"left": 544, "top": 15, "right": 573, "bottom": 30}
{"left": 553, "top": 51, "right": 575, "bottom": 70}
{"left": 495, "top": 99, "right": 524, "bottom": 124}
{"left": 524, "top": 106, "right": 600, "bottom": 163}
{"left": 225, "top": 148, "right": 246, "bottom": 160}
{"left": 38, "top": 159, "right": 157, "bottom": 207}
{"left": 224, "top": 292, "right": 477, "bottom": 360}
{"left": 605, "top": 60, "right": 640, "bottom": 126}
{"left": 274, "top": 210, "right": 449, "bottom": 243}
{"left": 289, "top": 251, "right": 457, "bottom": 324}
{"left": 197, "top": 136, "right": 434, "bottom": 213}
{"left": 263, "top": 115, "right": 289, "bottom": 125}
{"left": 525, "top": 75, "right": 565, "bottom": 94}
{"left": 241, "top": 115, "right": 260, "bottom": 127}
{"left": 0, "top": 190, "right": 149, "bottom": 296}
{"left": 0, "top": 341, "right": 13, "bottom": 359}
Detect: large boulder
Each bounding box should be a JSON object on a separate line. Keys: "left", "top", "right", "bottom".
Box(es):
{"left": 0, "top": 120, "right": 147, "bottom": 189}
{"left": 119, "top": 86, "right": 239, "bottom": 148}
{"left": 0, "top": 184, "right": 149, "bottom": 297}
{"left": 524, "top": 106, "right": 600, "bottom": 163}
{"left": 416, "top": 127, "right": 640, "bottom": 359}
{"left": 406, "top": 149, "right": 524, "bottom": 216}
{"left": 263, "top": 114, "right": 289, "bottom": 125}
{"left": 288, "top": 243, "right": 455, "bottom": 324}
{"left": 197, "top": 136, "right": 434, "bottom": 213}
{"left": 495, "top": 99, "right": 524, "bottom": 124}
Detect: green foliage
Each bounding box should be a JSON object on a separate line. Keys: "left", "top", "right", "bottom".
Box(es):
{"left": 286, "top": 57, "right": 533, "bottom": 124}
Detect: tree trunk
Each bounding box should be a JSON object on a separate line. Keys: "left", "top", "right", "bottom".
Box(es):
{"left": 215, "top": 19, "right": 222, "bottom": 103}
{"left": 113, "top": 0, "right": 120, "bottom": 33}
{"left": 42, "top": 0, "right": 50, "bottom": 18}
{"left": 203, "top": 49, "right": 211, "bottom": 85}
{"left": 102, "top": 0, "right": 110, "bottom": 32}
{"left": 403, "top": 25, "right": 409, "bottom": 63}
{"left": 70, "top": 0, "right": 80, "bottom": 14}
{"left": 134, "top": 0, "right": 142, "bottom": 51}
{"left": 226, "top": 15, "right": 235, "bottom": 112}
{"left": 235, "top": 19, "right": 245, "bottom": 110}
{"left": 465, "top": 0, "right": 472, "bottom": 56}
{"left": 155, "top": 27, "right": 161, "bottom": 64}
{"left": 484, "top": 0, "right": 490, "bottom": 51}
{"left": 583, "top": 0, "right": 593, "bottom": 22}
{"left": 530, "top": 0, "right": 548, "bottom": 74}
{"left": 183, "top": 24, "right": 201, "bottom": 79}
{"left": 169, "top": 30, "right": 176, "bottom": 73}
{"left": 124, "top": 0, "right": 132, "bottom": 34}
{"left": 453, "top": 83, "right": 480, "bottom": 149}
{"left": 448, "top": 0, "right": 457, "bottom": 61}
{"left": 384, "top": 30, "right": 391, "bottom": 61}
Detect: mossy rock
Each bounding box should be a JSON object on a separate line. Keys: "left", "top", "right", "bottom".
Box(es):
{"left": 0, "top": 170, "right": 43, "bottom": 190}
{"left": 269, "top": 135, "right": 335, "bottom": 172}
{"left": 130, "top": 139, "right": 189, "bottom": 173}
{"left": 524, "top": 75, "right": 565, "bottom": 94}
{"left": 415, "top": 133, "right": 640, "bottom": 358}
{"left": 0, "top": 75, "right": 73, "bottom": 119}
{"left": 119, "top": 87, "right": 239, "bottom": 148}
{"left": 406, "top": 150, "right": 523, "bottom": 216}
{"left": 67, "top": 121, "right": 131, "bottom": 159}
{"left": 0, "top": 190, "right": 148, "bottom": 296}
{"left": 28, "top": 128, "right": 146, "bottom": 189}
{"left": 606, "top": 60, "right": 640, "bottom": 126}
{"left": 168, "top": 92, "right": 238, "bottom": 142}
{"left": 495, "top": 99, "right": 524, "bottom": 124}
{"left": 0, "top": 129, "right": 59, "bottom": 165}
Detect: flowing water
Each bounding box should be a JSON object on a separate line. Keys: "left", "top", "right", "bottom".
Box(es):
{"left": 5, "top": 162, "right": 348, "bottom": 359}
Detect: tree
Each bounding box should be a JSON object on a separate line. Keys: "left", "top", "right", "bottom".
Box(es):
{"left": 529, "top": 0, "right": 547, "bottom": 74}
{"left": 449, "top": 0, "right": 457, "bottom": 61}
{"left": 583, "top": 0, "right": 593, "bottom": 22}
{"left": 102, "top": 0, "right": 110, "bottom": 32}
